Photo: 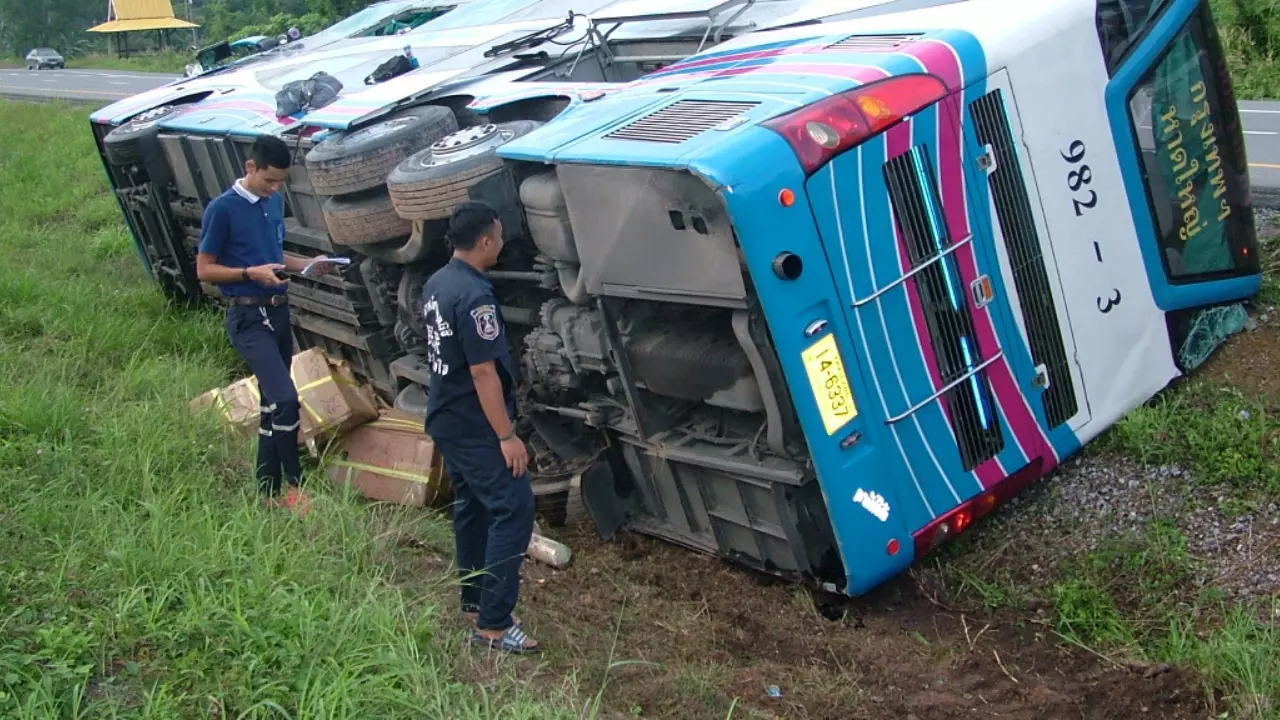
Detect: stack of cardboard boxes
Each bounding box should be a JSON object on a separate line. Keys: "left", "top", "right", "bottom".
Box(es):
{"left": 190, "top": 347, "right": 452, "bottom": 509}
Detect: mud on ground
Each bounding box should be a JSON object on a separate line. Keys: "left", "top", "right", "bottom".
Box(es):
{"left": 393, "top": 212, "right": 1279, "bottom": 719}
{"left": 404, "top": 521, "right": 1210, "bottom": 720}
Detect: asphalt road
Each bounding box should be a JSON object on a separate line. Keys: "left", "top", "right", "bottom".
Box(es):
{"left": 1240, "top": 100, "right": 1280, "bottom": 200}
{"left": 0, "top": 67, "right": 175, "bottom": 103}
{"left": 2, "top": 67, "right": 1279, "bottom": 199}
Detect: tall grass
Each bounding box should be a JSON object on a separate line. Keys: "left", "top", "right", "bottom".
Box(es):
{"left": 1212, "top": 0, "right": 1280, "bottom": 99}
{"left": 0, "top": 99, "right": 571, "bottom": 719}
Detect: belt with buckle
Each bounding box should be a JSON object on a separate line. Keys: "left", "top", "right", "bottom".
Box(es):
{"left": 230, "top": 294, "right": 289, "bottom": 307}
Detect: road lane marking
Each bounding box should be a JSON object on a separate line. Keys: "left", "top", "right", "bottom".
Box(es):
{"left": 1241, "top": 109, "right": 1280, "bottom": 114}
{"left": 0, "top": 86, "right": 131, "bottom": 99}
{"left": 1244, "top": 130, "right": 1278, "bottom": 136}
{"left": 1251, "top": 162, "right": 1280, "bottom": 170}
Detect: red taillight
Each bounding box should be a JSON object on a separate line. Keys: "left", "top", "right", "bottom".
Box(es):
{"left": 762, "top": 73, "right": 949, "bottom": 175}
{"left": 912, "top": 459, "right": 1044, "bottom": 558}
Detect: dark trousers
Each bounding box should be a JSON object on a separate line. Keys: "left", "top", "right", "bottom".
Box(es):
{"left": 226, "top": 303, "right": 301, "bottom": 496}
{"left": 437, "top": 432, "right": 535, "bottom": 632}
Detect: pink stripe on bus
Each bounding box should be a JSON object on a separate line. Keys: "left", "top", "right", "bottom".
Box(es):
{"left": 907, "top": 39, "right": 1055, "bottom": 478}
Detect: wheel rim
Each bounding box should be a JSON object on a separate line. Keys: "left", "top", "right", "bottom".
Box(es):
{"left": 123, "top": 105, "right": 176, "bottom": 133}
{"left": 411, "top": 124, "right": 515, "bottom": 170}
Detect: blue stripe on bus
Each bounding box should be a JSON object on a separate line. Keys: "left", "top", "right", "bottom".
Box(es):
{"left": 858, "top": 134, "right": 965, "bottom": 515}
{"left": 806, "top": 160, "right": 939, "bottom": 531}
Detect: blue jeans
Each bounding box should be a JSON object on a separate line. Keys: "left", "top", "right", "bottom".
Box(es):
{"left": 226, "top": 303, "right": 301, "bottom": 497}
{"left": 436, "top": 432, "right": 535, "bottom": 631}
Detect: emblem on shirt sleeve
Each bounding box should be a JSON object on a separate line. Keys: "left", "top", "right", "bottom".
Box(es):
{"left": 470, "top": 304, "right": 500, "bottom": 341}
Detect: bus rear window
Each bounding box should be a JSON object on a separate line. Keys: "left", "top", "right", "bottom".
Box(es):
{"left": 1126, "top": 2, "right": 1259, "bottom": 283}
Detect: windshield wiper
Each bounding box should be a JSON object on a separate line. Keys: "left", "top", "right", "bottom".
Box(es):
{"left": 483, "top": 13, "right": 575, "bottom": 58}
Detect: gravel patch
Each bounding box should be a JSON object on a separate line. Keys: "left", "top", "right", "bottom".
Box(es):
{"left": 1028, "top": 456, "right": 1280, "bottom": 602}
{"left": 939, "top": 208, "right": 1279, "bottom": 610}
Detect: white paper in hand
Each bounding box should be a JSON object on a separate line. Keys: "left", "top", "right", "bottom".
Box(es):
{"left": 300, "top": 256, "right": 351, "bottom": 277}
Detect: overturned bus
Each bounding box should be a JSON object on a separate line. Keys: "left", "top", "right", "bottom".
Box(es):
{"left": 90, "top": 0, "right": 1259, "bottom": 596}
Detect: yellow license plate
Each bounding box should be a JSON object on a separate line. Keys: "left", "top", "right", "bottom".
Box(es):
{"left": 801, "top": 334, "right": 858, "bottom": 435}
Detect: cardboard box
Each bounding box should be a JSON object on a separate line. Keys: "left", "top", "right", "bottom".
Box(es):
{"left": 327, "top": 409, "right": 453, "bottom": 508}
{"left": 189, "top": 376, "right": 260, "bottom": 438}
{"left": 290, "top": 347, "right": 379, "bottom": 443}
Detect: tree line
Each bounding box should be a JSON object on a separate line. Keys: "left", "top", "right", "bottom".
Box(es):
{"left": 0, "top": 0, "right": 381, "bottom": 57}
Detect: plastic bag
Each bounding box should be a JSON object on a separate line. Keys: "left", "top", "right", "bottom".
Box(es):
{"left": 364, "top": 54, "right": 412, "bottom": 85}
{"left": 275, "top": 71, "right": 344, "bottom": 117}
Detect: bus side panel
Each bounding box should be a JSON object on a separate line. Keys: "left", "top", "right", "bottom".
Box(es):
{"left": 1002, "top": 10, "right": 1179, "bottom": 444}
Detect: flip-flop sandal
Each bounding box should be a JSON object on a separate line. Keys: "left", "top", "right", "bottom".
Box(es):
{"left": 460, "top": 604, "right": 525, "bottom": 629}
{"left": 468, "top": 624, "right": 540, "bottom": 655}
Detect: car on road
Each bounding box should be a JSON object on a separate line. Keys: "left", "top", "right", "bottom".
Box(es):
{"left": 25, "top": 48, "right": 65, "bottom": 70}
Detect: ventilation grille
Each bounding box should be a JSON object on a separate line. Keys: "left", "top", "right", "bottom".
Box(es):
{"left": 604, "top": 100, "right": 759, "bottom": 144}
{"left": 970, "top": 89, "right": 1078, "bottom": 430}
{"left": 826, "top": 34, "right": 919, "bottom": 52}
{"left": 884, "top": 145, "right": 1005, "bottom": 472}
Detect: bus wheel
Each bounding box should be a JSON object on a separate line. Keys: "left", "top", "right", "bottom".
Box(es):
{"left": 320, "top": 187, "right": 411, "bottom": 246}
{"left": 386, "top": 119, "right": 541, "bottom": 221}
{"left": 304, "top": 105, "right": 458, "bottom": 197}
{"left": 103, "top": 104, "right": 182, "bottom": 167}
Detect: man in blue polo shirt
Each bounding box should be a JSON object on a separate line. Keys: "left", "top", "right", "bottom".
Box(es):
{"left": 195, "top": 134, "right": 334, "bottom": 513}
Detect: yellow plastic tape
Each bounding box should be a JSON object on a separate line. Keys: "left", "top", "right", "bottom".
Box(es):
{"left": 366, "top": 417, "right": 424, "bottom": 432}
{"left": 332, "top": 459, "right": 439, "bottom": 485}
{"left": 211, "top": 380, "right": 259, "bottom": 424}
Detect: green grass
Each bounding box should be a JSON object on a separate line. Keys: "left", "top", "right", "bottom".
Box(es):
{"left": 0, "top": 98, "right": 574, "bottom": 719}
{"left": 1046, "top": 519, "right": 1280, "bottom": 718}
{"left": 1100, "top": 382, "right": 1280, "bottom": 495}
{"left": 1212, "top": 0, "right": 1280, "bottom": 99}
{"left": 67, "top": 52, "right": 188, "bottom": 74}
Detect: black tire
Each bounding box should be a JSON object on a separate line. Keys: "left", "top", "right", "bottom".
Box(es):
{"left": 321, "top": 187, "right": 412, "bottom": 247}
{"left": 103, "top": 105, "right": 182, "bottom": 167}
{"left": 359, "top": 219, "right": 446, "bottom": 265}
{"left": 387, "top": 120, "right": 541, "bottom": 221}
{"left": 305, "top": 105, "right": 458, "bottom": 197}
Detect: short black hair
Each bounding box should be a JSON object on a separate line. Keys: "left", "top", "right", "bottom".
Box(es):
{"left": 250, "top": 135, "right": 292, "bottom": 171}
{"left": 446, "top": 201, "right": 500, "bottom": 251}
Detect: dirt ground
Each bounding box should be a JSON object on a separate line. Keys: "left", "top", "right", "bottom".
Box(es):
{"left": 1200, "top": 321, "right": 1280, "bottom": 403}
{"left": 403, "top": 518, "right": 1213, "bottom": 720}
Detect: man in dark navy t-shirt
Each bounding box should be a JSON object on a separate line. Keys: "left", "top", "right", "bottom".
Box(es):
{"left": 195, "top": 134, "right": 336, "bottom": 513}
{"left": 422, "top": 201, "right": 537, "bottom": 655}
